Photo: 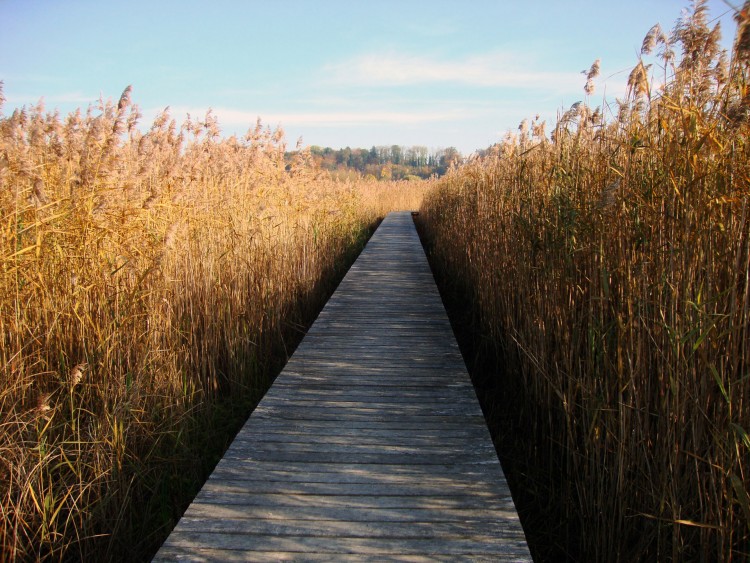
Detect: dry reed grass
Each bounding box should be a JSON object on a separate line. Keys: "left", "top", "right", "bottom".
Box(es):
{"left": 355, "top": 176, "right": 434, "bottom": 216}
{"left": 420, "top": 2, "right": 749, "bottom": 560}
{"left": 0, "top": 87, "right": 403, "bottom": 559}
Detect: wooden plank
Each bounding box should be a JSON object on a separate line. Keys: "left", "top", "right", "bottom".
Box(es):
{"left": 209, "top": 465, "right": 509, "bottom": 485}
{"left": 182, "top": 502, "right": 518, "bottom": 523}
{"left": 224, "top": 420, "right": 491, "bottom": 438}
{"left": 197, "top": 480, "right": 509, "bottom": 498}
{"left": 157, "top": 534, "right": 530, "bottom": 557}
{"left": 217, "top": 451, "right": 497, "bottom": 466}
{"left": 226, "top": 419, "right": 486, "bottom": 432}
{"left": 180, "top": 492, "right": 515, "bottom": 511}
{"left": 221, "top": 442, "right": 497, "bottom": 458}
{"left": 155, "top": 556, "right": 472, "bottom": 563}
{"left": 255, "top": 392, "right": 480, "bottom": 405}
{"left": 168, "top": 519, "right": 520, "bottom": 541}
{"left": 154, "top": 212, "right": 531, "bottom": 561}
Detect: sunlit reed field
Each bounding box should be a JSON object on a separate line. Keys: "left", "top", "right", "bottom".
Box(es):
{"left": 3, "top": 1, "right": 749, "bottom": 561}
{"left": 421, "top": 2, "right": 749, "bottom": 560}
{"left": 0, "top": 83, "right": 431, "bottom": 560}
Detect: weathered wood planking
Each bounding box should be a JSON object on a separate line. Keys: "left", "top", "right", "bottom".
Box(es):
{"left": 154, "top": 211, "right": 531, "bottom": 562}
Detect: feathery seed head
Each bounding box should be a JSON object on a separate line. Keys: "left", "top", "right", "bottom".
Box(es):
{"left": 642, "top": 24, "right": 664, "bottom": 55}
{"left": 584, "top": 60, "right": 600, "bottom": 95}
{"left": 164, "top": 222, "right": 179, "bottom": 248}
{"left": 518, "top": 119, "right": 530, "bottom": 138}
{"left": 627, "top": 60, "right": 651, "bottom": 99}
{"left": 36, "top": 393, "right": 51, "bottom": 415}
{"left": 70, "top": 363, "right": 87, "bottom": 387}
{"left": 532, "top": 120, "right": 547, "bottom": 140}
{"left": 587, "top": 59, "right": 601, "bottom": 80}
{"left": 118, "top": 85, "right": 133, "bottom": 112}
{"left": 126, "top": 104, "right": 142, "bottom": 134}
{"left": 32, "top": 178, "right": 49, "bottom": 206}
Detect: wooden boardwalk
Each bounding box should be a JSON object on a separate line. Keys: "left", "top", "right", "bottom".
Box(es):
{"left": 154, "top": 211, "right": 531, "bottom": 562}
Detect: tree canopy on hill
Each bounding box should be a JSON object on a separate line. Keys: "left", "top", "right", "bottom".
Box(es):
{"left": 286, "top": 145, "right": 462, "bottom": 180}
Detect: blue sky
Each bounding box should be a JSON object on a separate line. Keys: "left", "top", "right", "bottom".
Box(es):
{"left": 0, "top": 1, "right": 740, "bottom": 154}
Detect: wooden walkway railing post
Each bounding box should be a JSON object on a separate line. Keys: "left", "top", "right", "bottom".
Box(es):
{"left": 154, "top": 211, "right": 531, "bottom": 561}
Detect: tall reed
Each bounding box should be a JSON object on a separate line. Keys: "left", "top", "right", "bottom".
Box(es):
{"left": 421, "top": 2, "right": 749, "bottom": 560}
{"left": 0, "top": 87, "right": 390, "bottom": 559}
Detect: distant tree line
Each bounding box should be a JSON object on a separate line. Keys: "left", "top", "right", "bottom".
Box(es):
{"left": 286, "top": 145, "right": 463, "bottom": 180}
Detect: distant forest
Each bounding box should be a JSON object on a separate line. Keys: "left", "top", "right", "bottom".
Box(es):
{"left": 287, "top": 145, "right": 463, "bottom": 180}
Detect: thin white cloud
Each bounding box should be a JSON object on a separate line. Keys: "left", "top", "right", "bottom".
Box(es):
{"left": 324, "top": 51, "right": 584, "bottom": 91}
{"left": 4, "top": 91, "right": 96, "bottom": 108}
{"left": 168, "top": 106, "right": 478, "bottom": 130}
